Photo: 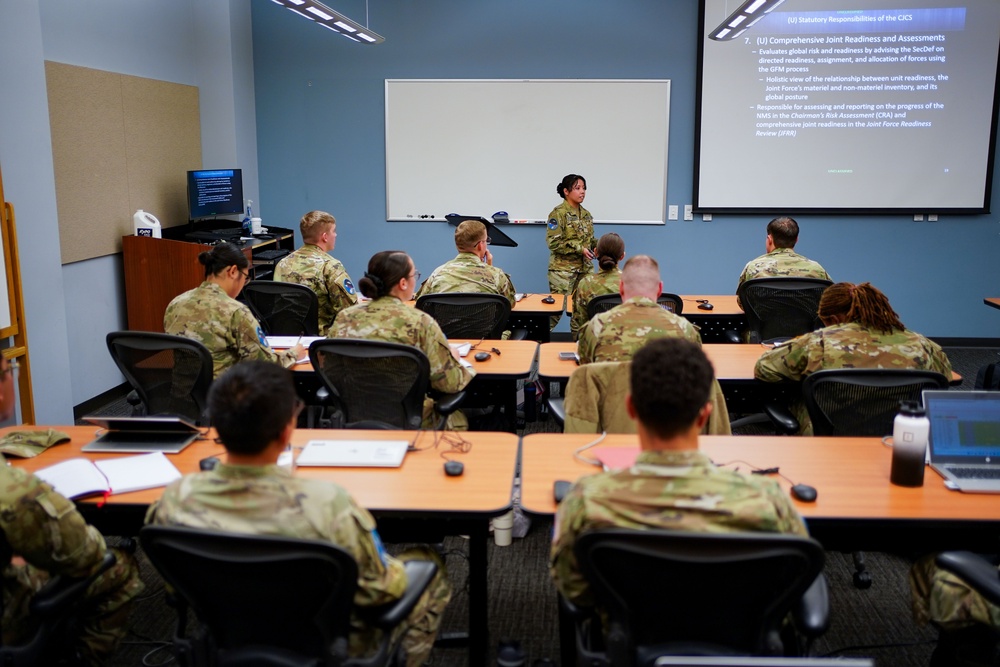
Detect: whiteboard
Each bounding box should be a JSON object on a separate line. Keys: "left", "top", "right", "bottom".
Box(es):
{"left": 385, "top": 79, "right": 670, "bottom": 225}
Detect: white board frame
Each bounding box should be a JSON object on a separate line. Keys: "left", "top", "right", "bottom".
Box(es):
{"left": 385, "top": 79, "right": 670, "bottom": 225}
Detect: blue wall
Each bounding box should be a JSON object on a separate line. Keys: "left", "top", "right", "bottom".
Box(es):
{"left": 251, "top": 0, "right": 1000, "bottom": 339}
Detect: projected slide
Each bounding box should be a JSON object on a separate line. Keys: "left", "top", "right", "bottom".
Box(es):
{"left": 696, "top": 0, "right": 1000, "bottom": 212}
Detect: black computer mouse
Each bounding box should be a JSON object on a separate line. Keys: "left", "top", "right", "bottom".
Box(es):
{"left": 697, "top": 302, "right": 714, "bottom": 310}
{"left": 474, "top": 351, "right": 491, "bottom": 362}
{"left": 553, "top": 480, "right": 572, "bottom": 503}
{"left": 199, "top": 456, "right": 220, "bottom": 471}
{"left": 444, "top": 460, "right": 464, "bottom": 477}
{"left": 790, "top": 483, "right": 818, "bottom": 502}
{"left": 541, "top": 296, "right": 556, "bottom": 304}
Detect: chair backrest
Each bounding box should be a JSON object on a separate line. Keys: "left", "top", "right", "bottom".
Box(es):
{"left": 737, "top": 277, "right": 833, "bottom": 344}
{"left": 414, "top": 292, "right": 511, "bottom": 339}
{"left": 309, "top": 339, "right": 430, "bottom": 429}
{"left": 563, "top": 361, "right": 634, "bottom": 434}
{"left": 106, "top": 332, "right": 214, "bottom": 425}
{"left": 140, "top": 525, "right": 356, "bottom": 665}
{"left": 802, "top": 368, "right": 950, "bottom": 436}
{"left": 586, "top": 293, "right": 683, "bottom": 321}
{"left": 242, "top": 280, "right": 320, "bottom": 336}
{"left": 575, "top": 529, "right": 824, "bottom": 662}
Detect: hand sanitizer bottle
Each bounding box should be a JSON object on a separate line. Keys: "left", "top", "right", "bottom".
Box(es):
{"left": 242, "top": 200, "right": 253, "bottom": 236}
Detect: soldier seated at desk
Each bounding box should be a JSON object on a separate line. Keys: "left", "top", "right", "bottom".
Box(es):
{"left": 415, "top": 219, "right": 515, "bottom": 305}
{"left": 145, "top": 361, "right": 452, "bottom": 667}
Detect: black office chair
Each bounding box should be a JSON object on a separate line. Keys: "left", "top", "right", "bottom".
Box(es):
{"left": 737, "top": 277, "right": 833, "bottom": 344}
{"left": 929, "top": 552, "right": 1000, "bottom": 665}
{"left": 562, "top": 529, "right": 828, "bottom": 666}
{"left": 106, "top": 331, "right": 214, "bottom": 425}
{"left": 140, "top": 525, "right": 438, "bottom": 667}
{"left": 585, "top": 292, "right": 683, "bottom": 320}
{"left": 0, "top": 551, "right": 116, "bottom": 666}
{"left": 242, "top": 280, "right": 320, "bottom": 336}
{"left": 309, "top": 339, "right": 465, "bottom": 430}
{"left": 414, "top": 293, "right": 512, "bottom": 339}
{"left": 803, "top": 368, "right": 950, "bottom": 437}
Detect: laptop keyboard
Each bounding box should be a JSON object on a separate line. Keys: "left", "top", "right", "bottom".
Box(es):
{"left": 944, "top": 466, "right": 1000, "bottom": 480}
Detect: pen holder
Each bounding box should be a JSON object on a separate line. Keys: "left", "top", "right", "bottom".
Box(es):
{"left": 492, "top": 511, "right": 514, "bottom": 547}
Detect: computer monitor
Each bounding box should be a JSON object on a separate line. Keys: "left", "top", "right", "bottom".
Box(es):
{"left": 187, "top": 169, "right": 244, "bottom": 221}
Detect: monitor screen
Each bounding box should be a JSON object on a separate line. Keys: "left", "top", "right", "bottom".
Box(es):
{"left": 187, "top": 169, "right": 245, "bottom": 220}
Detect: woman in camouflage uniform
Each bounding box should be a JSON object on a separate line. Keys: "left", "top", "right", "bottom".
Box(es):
{"left": 547, "top": 174, "right": 597, "bottom": 328}
{"left": 570, "top": 232, "right": 625, "bottom": 340}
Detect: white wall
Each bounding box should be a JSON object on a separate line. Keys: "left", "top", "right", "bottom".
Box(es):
{"left": 0, "top": 0, "right": 259, "bottom": 420}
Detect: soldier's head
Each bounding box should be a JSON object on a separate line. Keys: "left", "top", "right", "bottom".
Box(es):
{"left": 209, "top": 361, "right": 301, "bottom": 456}
{"left": 455, "top": 220, "right": 489, "bottom": 257}
{"left": 359, "top": 250, "right": 416, "bottom": 300}
{"left": 619, "top": 255, "right": 662, "bottom": 302}
{"left": 595, "top": 233, "right": 625, "bottom": 271}
{"left": 557, "top": 174, "right": 587, "bottom": 206}
{"left": 627, "top": 338, "right": 715, "bottom": 443}
{"left": 300, "top": 211, "right": 337, "bottom": 251}
{"left": 198, "top": 243, "right": 251, "bottom": 298}
{"left": 766, "top": 216, "right": 799, "bottom": 251}
{"left": 819, "top": 282, "right": 905, "bottom": 334}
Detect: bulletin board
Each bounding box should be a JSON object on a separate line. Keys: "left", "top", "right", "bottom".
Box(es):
{"left": 45, "top": 61, "right": 201, "bottom": 264}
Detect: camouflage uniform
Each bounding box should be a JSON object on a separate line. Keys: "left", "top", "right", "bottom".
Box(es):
{"left": 910, "top": 555, "right": 1000, "bottom": 630}
{"left": 551, "top": 449, "right": 808, "bottom": 607}
{"left": 146, "top": 464, "right": 451, "bottom": 667}
{"left": 0, "top": 464, "right": 144, "bottom": 665}
{"left": 328, "top": 296, "right": 475, "bottom": 430}
{"left": 575, "top": 297, "right": 731, "bottom": 435}
{"left": 273, "top": 244, "right": 357, "bottom": 332}
{"left": 415, "top": 252, "right": 516, "bottom": 306}
{"left": 164, "top": 281, "right": 298, "bottom": 378}
{"left": 547, "top": 201, "right": 596, "bottom": 328}
{"left": 570, "top": 267, "right": 621, "bottom": 340}
{"left": 736, "top": 247, "right": 831, "bottom": 309}
{"left": 755, "top": 321, "right": 953, "bottom": 434}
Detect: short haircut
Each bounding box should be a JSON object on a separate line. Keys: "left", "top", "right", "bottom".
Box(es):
{"left": 631, "top": 338, "right": 715, "bottom": 439}
{"left": 766, "top": 216, "right": 799, "bottom": 248}
{"left": 208, "top": 361, "right": 298, "bottom": 455}
{"left": 455, "top": 220, "right": 487, "bottom": 252}
{"left": 595, "top": 233, "right": 624, "bottom": 271}
{"left": 197, "top": 243, "right": 248, "bottom": 278}
{"left": 358, "top": 250, "right": 411, "bottom": 299}
{"left": 620, "top": 255, "right": 661, "bottom": 299}
{"left": 300, "top": 210, "right": 336, "bottom": 243}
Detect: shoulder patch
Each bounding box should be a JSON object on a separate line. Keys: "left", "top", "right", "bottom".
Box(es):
{"left": 257, "top": 326, "right": 268, "bottom": 346}
{"left": 370, "top": 528, "right": 389, "bottom": 567}
{"left": 547, "top": 218, "right": 558, "bottom": 230}
{"left": 343, "top": 278, "right": 355, "bottom": 295}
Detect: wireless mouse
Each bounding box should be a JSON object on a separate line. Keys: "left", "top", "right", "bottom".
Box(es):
{"left": 697, "top": 302, "right": 714, "bottom": 310}
{"left": 790, "top": 483, "right": 818, "bottom": 503}
{"left": 444, "top": 460, "right": 464, "bottom": 477}
{"left": 541, "top": 296, "right": 556, "bottom": 304}
{"left": 553, "top": 480, "right": 572, "bottom": 503}
{"left": 199, "top": 456, "right": 220, "bottom": 471}
{"left": 474, "top": 351, "right": 490, "bottom": 362}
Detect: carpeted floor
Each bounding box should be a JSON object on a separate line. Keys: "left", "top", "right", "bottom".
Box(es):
{"left": 101, "top": 345, "right": 998, "bottom": 666}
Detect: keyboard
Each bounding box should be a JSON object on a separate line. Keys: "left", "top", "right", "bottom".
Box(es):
{"left": 943, "top": 465, "right": 1000, "bottom": 480}
{"left": 255, "top": 249, "right": 290, "bottom": 262}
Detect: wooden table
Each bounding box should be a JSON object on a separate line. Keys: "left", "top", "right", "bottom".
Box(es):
{"left": 9, "top": 426, "right": 518, "bottom": 666}
{"left": 984, "top": 297, "right": 1000, "bottom": 310}
{"left": 566, "top": 294, "right": 746, "bottom": 343}
{"left": 538, "top": 342, "right": 767, "bottom": 382}
{"left": 520, "top": 433, "right": 998, "bottom": 551}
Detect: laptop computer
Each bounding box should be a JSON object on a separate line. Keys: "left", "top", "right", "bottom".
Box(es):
{"left": 923, "top": 390, "right": 1000, "bottom": 493}
{"left": 295, "top": 439, "right": 409, "bottom": 468}
{"left": 82, "top": 416, "right": 202, "bottom": 454}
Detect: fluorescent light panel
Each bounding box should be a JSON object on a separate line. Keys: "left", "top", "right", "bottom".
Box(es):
{"left": 272, "top": 0, "right": 384, "bottom": 44}
{"left": 709, "top": 0, "right": 785, "bottom": 40}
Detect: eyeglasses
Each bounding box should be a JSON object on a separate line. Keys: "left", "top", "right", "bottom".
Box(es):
{"left": 481, "top": 237, "right": 492, "bottom": 246}
{"left": 0, "top": 359, "right": 18, "bottom": 380}
{"left": 410, "top": 271, "right": 422, "bottom": 284}
{"left": 239, "top": 269, "right": 250, "bottom": 281}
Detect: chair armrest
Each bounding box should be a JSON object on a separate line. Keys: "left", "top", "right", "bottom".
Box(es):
{"left": 29, "top": 551, "right": 116, "bottom": 618}
{"left": 432, "top": 391, "right": 466, "bottom": 416}
{"left": 935, "top": 552, "right": 1000, "bottom": 607}
{"left": 722, "top": 330, "right": 743, "bottom": 344}
{"left": 508, "top": 328, "right": 529, "bottom": 341}
{"left": 370, "top": 560, "right": 439, "bottom": 629}
{"left": 558, "top": 593, "right": 594, "bottom": 622}
{"left": 125, "top": 389, "right": 142, "bottom": 407}
{"left": 792, "top": 574, "right": 830, "bottom": 638}
{"left": 763, "top": 401, "right": 800, "bottom": 435}
{"left": 548, "top": 397, "right": 566, "bottom": 428}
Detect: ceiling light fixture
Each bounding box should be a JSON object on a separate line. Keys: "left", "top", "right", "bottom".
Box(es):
{"left": 709, "top": 0, "right": 786, "bottom": 41}
{"left": 270, "top": 0, "right": 385, "bottom": 45}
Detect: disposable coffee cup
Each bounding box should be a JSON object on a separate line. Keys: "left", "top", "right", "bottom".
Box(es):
{"left": 492, "top": 511, "right": 514, "bottom": 547}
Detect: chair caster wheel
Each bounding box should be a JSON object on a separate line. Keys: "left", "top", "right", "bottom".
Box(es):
{"left": 853, "top": 570, "right": 872, "bottom": 589}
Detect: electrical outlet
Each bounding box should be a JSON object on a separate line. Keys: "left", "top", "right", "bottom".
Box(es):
{"left": 913, "top": 214, "right": 924, "bottom": 221}
{"left": 668, "top": 205, "right": 679, "bottom": 221}
{"left": 928, "top": 214, "right": 939, "bottom": 221}
{"left": 702, "top": 213, "right": 713, "bottom": 221}
{"left": 683, "top": 205, "right": 693, "bottom": 221}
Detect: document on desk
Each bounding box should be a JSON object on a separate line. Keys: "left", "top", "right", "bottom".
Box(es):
{"left": 266, "top": 336, "right": 324, "bottom": 349}
{"left": 295, "top": 440, "right": 409, "bottom": 468}
{"left": 35, "top": 453, "right": 182, "bottom": 499}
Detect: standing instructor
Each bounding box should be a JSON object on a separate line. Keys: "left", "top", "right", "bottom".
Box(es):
{"left": 547, "top": 174, "right": 596, "bottom": 327}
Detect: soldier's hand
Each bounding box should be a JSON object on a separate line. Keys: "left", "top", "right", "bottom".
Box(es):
{"left": 583, "top": 247, "right": 595, "bottom": 260}
{"left": 483, "top": 249, "right": 493, "bottom": 266}
{"left": 290, "top": 343, "right": 307, "bottom": 361}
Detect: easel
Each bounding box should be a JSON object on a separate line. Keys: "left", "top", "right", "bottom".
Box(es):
{"left": 0, "top": 162, "right": 35, "bottom": 423}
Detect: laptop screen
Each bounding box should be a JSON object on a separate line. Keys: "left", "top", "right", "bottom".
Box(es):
{"left": 923, "top": 391, "right": 1000, "bottom": 462}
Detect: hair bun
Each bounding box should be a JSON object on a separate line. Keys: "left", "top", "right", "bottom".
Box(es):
{"left": 364, "top": 272, "right": 384, "bottom": 291}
